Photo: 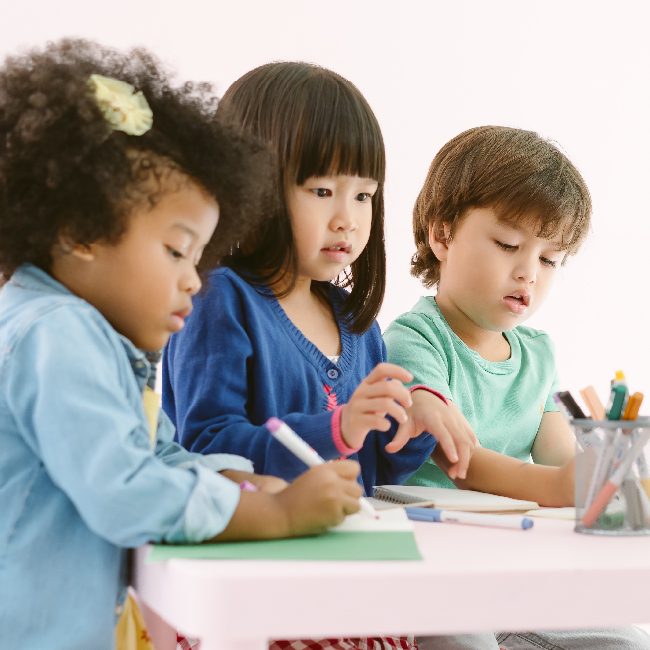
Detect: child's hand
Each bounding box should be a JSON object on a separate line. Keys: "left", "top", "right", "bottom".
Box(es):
{"left": 389, "top": 389, "right": 478, "bottom": 480}
{"left": 274, "top": 460, "right": 363, "bottom": 536}
{"left": 340, "top": 363, "right": 413, "bottom": 449}
{"left": 214, "top": 461, "right": 362, "bottom": 541}
{"left": 220, "top": 469, "right": 288, "bottom": 494}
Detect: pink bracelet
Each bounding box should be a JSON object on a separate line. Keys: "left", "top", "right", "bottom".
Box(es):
{"left": 331, "top": 405, "right": 362, "bottom": 456}
{"left": 410, "top": 384, "right": 449, "bottom": 405}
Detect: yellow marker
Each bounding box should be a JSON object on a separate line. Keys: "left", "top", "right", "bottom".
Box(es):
{"left": 579, "top": 385, "right": 606, "bottom": 420}
{"left": 621, "top": 392, "right": 648, "bottom": 501}
{"left": 143, "top": 386, "right": 161, "bottom": 447}
{"left": 623, "top": 392, "right": 644, "bottom": 420}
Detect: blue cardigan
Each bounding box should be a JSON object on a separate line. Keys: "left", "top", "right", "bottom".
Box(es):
{"left": 162, "top": 267, "right": 436, "bottom": 494}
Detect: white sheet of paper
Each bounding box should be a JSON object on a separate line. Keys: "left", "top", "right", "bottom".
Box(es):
{"left": 524, "top": 507, "right": 576, "bottom": 520}
{"left": 331, "top": 507, "right": 413, "bottom": 532}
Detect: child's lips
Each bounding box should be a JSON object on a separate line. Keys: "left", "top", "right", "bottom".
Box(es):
{"left": 503, "top": 294, "right": 530, "bottom": 314}
{"left": 321, "top": 241, "right": 351, "bottom": 254}
{"left": 321, "top": 242, "right": 351, "bottom": 262}
{"left": 174, "top": 307, "right": 192, "bottom": 320}
{"left": 170, "top": 307, "right": 192, "bottom": 331}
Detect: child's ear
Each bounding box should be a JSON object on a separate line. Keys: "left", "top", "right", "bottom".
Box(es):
{"left": 70, "top": 243, "right": 96, "bottom": 262}
{"left": 428, "top": 222, "right": 451, "bottom": 262}
{"left": 56, "top": 233, "right": 96, "bottom": 262}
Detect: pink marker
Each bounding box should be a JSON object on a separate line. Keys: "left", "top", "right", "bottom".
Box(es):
{"left": 265, "top": 417, "right": 379, "bottom": 519}
{"left": 239, "top": 480, "right": 258, "bottom": 492}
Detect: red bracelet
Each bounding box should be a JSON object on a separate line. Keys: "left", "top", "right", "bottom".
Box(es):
{"left": 410, "top": 384, "right": 449, "bottom": 405}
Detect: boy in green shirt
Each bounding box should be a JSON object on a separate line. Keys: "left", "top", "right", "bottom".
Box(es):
{"left": 386, "top": 127, "right": 650, "bottom": 649}
{"left": 385, "top": 125, "right": 590, "bottom": 506}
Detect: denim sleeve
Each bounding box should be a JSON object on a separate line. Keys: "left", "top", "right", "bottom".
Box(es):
{"left": 155, "top": 409, "right": 255, "bottom": 473}
{"left": 4, "top": 307, "right": 241, "bottom": 546}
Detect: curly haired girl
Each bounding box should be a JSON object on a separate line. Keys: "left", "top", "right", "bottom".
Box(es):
{"left": 0, "top": 39, "right": 364, "bottom": 650}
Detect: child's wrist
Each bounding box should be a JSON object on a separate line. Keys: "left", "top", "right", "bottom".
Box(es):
{"left": 332, "top": 405, "right": 362, "bottom": 455}
{"left": 410, "top": 385, "right": 449, "bottom": 405}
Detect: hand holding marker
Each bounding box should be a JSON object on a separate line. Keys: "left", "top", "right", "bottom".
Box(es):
{"left": 265, "top": 417, "right": 379, "bottom": 519}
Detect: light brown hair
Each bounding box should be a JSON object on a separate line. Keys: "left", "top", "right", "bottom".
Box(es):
{"left": 412, "top": 125, "right": 592, "bottom": 287}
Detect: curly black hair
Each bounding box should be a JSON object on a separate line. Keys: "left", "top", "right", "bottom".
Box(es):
{"left": 0, "top": 38, "right": 273, "bottom": 278}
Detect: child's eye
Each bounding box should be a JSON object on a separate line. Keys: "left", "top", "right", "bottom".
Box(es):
{"left": 166, "top": 245, "right": 185, "bottom": 260}
{"left": 495, "top": 240, "right": 518, "bottom": 251}
{"left": 311, "top": 188, "right": 332, "bottom": 198}
{"left": 540, "top": 257, "right": 558, "bottom": 268}
{"left": 356, "top": 192, "right": 373, "bottom": 202}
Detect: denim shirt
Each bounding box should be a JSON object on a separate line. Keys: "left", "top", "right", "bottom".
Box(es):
{"left": 0, "top": 265, "right": 253, "bottom": 650}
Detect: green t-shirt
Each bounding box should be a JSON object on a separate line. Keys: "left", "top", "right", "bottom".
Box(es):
{"left": 384, "top": 296, "right": 560, "bottom": 489}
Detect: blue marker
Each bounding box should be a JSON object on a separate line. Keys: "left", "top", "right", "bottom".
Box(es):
{"left": 405, "top": 507, "right": 534, "bottom": 530}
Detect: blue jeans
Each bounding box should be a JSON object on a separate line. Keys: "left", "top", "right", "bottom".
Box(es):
{"left": 417, "top": 627, "right": 650, "bottom": 649}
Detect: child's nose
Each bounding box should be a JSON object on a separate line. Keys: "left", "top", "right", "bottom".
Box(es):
{"left": 331, "top": 202, "right": 355, "bottom": 231}
{"left": 514, "top": 257, "right": 537, "bottom": 283}
{"left": 182, "top": 266, "right": 202, "bottom": 295}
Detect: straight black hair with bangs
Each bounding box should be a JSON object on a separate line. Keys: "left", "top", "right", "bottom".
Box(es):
{"left": 217, "top": 61, "right": 386, "bottom": 334}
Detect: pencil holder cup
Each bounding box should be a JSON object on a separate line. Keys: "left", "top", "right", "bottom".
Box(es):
{"left": 573, "top": 418, "right": 650, "bottom": 535}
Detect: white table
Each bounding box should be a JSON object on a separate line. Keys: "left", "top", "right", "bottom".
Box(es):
{"left": 134, "top": 519, "right": 650, "bottom": 649}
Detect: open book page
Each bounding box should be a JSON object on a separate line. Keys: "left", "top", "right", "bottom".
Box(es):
{"left": 373, "top": 485, "right": 539, "bottom": 512}
{"left": 524, "top": 507, "right": 575, "bottom": 520}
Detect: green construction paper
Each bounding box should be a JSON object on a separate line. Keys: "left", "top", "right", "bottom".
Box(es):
{"left": 148, "top": 531, "right": 421, "bottom": 562}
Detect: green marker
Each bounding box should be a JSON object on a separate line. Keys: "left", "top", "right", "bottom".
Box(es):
{"left": 606, "top": 384, "right": 628, "bottom": 420}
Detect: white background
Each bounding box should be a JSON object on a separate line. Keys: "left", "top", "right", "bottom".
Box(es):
{"left": 2, "top": 0, "right": 649, "bottom": 409}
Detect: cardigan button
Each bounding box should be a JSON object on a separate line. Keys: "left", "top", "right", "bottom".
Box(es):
{"left": 327, "top": 368, "right": 339, "bottom": 380}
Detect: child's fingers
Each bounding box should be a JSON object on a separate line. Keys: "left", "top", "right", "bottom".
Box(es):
{"left": 448, "top": 437, "right": 472, "bottom": 480}
{"left": 364, "top": 362, "right": 413, "bottom": 385}
{"left": 342, "top": 495, "right": 361, "bottom": 516}
{"left": 430, "top": 424, "right": 460, "bottom": 465}
{"left": 384, "top": 418, "right": 413, "bottom": 453}
{"left": 356, "top": 397, "right": 409, "bottom": 424}
{"left": 343, "top": 479, "right": 363, "bottom": 500}
{"left": 356, "top": 380, "right": 412, "bottom": 409}
{"left": 352, "top": 413, "right": 395, "bottom": 432}
{"left": 329, "top": 459, "right": 361, "bottom": 480}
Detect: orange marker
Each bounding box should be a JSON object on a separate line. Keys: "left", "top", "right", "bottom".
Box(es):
{"left": 579, "top": 385, "right": 606, "bottom": 420}
{"left": 623, "top": 392, "right": 644, "bottom": 420}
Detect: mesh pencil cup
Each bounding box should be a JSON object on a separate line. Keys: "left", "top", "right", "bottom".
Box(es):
{"left": 573, "top": 418, "right": 650, "bottom": 535}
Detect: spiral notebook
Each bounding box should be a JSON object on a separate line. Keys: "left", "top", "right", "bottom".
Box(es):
{"left": 372, "top": 485, "right": 539, "bottom": 513}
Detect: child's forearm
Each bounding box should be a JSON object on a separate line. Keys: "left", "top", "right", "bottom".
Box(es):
{"left": 209, "top": 491, "right": 291, "bottom": 542}
{"left": 210, "top": 461, "right": 362, "bottom": 542}
{"left": 452, "top": 447, "right": 574, "bottom": 506}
